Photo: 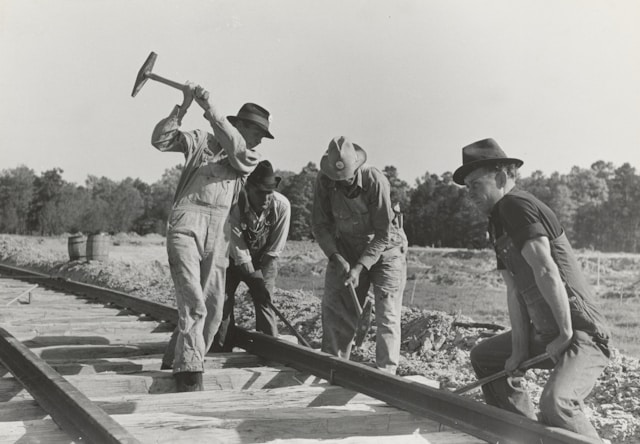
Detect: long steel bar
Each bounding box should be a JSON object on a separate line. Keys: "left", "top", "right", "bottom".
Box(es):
{"left": 0, "top": 263, "right": 178, "bottom": 323}
{"left": 0, "top": 327, "right": 140, "bottom": 443}
{"left": 0, "top": 263, "right": 601, "bottom": 444}
{"left": 234, "top": 326, "right": 600, "bottom": 444}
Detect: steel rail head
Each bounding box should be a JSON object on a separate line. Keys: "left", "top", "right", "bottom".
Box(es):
{"left": 233, "top": 329, "right": 602, "bottom": 444}
{"left": 0, "top": 327, "right": 140, "bottom": 444}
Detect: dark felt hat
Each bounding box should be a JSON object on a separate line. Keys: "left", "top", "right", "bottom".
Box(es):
{"left": 453, "top": 138, "right": 523, "bottom": 185}
{"left": 227, "top": 103, "right": 274, "bottom": 139}
{"left": 247, "top": 160, "right": 281, "bottom": 192}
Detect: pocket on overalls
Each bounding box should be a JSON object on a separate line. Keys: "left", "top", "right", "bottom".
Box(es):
{"left": 332, "top": 194, "right": 370, "bottom": 236}
{"left": 167, "top": 210, "right": 198, "bottom": 236}
{"left": 374, "top": 248, "right": 405, "bottom": 296}
{"left": 519, "top": 284, "right": 559, "bottom": 335}
{"left": 186, "top": 163, "right": 236, "bottom": 208}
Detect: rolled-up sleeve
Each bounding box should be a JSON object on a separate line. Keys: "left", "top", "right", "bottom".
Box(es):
{"left": 311, "top": 174, "right": 339, "bottom": 259}
{"left": 358, "top": 170, "right": 393, "bottom": 270}
{"left": 151, "top": 105, "right": 190, "bottom": 153}
{"left": 264, "top": 196, "right": 291, "bottom": 258}
{"left": 203, "top": 110, "right": 260, "bottom": 175}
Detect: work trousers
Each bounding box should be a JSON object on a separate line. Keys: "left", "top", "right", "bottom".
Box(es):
{"left": 470, "top": 329, "right": 609, "bottom": 439}
{"left": 212, "top": 257, "right": 279, "bottom": 352}
{"left": 163, "top": 204, "right": 231, "bottom": 374}
{"left": 322, "top": 246, "right": 406, "bottom": 374}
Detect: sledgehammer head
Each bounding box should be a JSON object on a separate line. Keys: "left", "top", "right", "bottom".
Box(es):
{"left": 131, "top": 52, "right": 157, "bottom": 97}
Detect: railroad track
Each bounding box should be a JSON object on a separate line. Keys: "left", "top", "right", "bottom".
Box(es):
{"left": 0, "top": 263, "right": 601, "bottom": 444}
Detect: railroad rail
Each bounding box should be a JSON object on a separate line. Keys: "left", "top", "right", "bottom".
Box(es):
{"left": 0, "top": 262, "right": 601, "bottom": 444}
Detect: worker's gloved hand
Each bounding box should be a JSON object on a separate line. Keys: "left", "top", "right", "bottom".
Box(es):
{"left": 246, "top": 271, "right": 271, "bottom": 305}
{"left": 330, "top": 253, "right": 350, "bottom": 279}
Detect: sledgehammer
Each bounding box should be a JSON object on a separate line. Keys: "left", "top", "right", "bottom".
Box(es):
{"left": 131, "top": 51, "right": 186, "bottom": 97}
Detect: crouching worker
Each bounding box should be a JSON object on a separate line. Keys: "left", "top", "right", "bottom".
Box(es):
{"left": 454, "top": 138, "right": 610, "bottom": 441}
{"left": 312, "top": 136, "right": 407, "bottom": 374}
{"left": 154, "top": 81, "right": 274, "bottom": 392}
{"left": 212, "top": 160, "right": 291, "bottom": 351}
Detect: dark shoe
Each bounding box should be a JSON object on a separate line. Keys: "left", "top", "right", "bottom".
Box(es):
{"left": 160, "top": 362, "right": 172, "bottom": 370}
{"left": 174, "top": 371, "right": 204, "bottom": 392}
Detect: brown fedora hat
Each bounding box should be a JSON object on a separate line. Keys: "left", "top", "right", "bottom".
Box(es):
{"left": 453, "top": 138, "right": 523, "bottom": 185}
{"left": 247, "top": 160, "right": 281, "bottom": 192}
{"left": 228, "top": 103, "right": 274, "bottom": 139}
{"left": 320, "top": 136, "right": 367, "bottom": 181}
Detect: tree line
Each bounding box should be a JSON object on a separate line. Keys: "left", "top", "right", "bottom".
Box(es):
{"left": 0, "top": 160, "right": 638, "bottom": 252}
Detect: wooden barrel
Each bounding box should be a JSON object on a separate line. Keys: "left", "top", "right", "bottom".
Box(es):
{"left": 86, "top": 233, "right": 110, "bottom": 261}
{"left": 67, "top": 235, "right": 86, "bottom": 261}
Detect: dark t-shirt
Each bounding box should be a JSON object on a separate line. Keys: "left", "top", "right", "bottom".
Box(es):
{"left": 489, "top": 188, "right": 563, "bottom": 269}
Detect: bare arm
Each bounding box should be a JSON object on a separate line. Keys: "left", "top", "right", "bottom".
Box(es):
{"left": 502, "top": 270, "right": 531, "bottom": 372}
{"left": 521, "top": 236, "right": 573, "bottom": 360}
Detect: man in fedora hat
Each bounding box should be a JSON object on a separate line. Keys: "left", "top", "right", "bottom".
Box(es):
{"left": 152, "top": 81, "right": 274, "bottom": 391}
{"left": 212, "top": 160, "right": 291, "bottom": 351}
{"left": 454, "top": 138, "right": 610, "bottom": 440}
{"left": 312, "top": 136, "right": 408, "bottom": 374}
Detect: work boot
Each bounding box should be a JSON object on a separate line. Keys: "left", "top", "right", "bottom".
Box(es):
{"left": 174, "top": 371, "right": 204, "bottom": 392}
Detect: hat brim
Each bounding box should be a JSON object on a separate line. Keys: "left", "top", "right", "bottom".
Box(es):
{"left": 453, "top": 158, "right": 523, "bottom": 185}
{"left": 248, "top": 176, "right": 281, "bottom": 192}
{"left": 227, "top": 116, "right": 274, "bottom": 139}
{"left": 320, "top": 144, "right": 367, "bottom": 181}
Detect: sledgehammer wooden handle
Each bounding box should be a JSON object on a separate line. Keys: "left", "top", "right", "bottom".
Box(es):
{"left": 347, "top": 283, "right": 363, "bottom": 316}
{"left": 454, "top": 352, "right": 551, "bottom": 395}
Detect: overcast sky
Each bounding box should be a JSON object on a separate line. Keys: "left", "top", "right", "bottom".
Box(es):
{"left": 1, "top": 0, "right": 639, "bottom": 186}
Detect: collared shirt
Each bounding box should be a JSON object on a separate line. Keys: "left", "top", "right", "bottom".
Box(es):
{"left": 230, "top": 190, "right": 291, "bottom": 268}
{"left": 312, "top": 165, "right": 404, "bottom": 270}
{"left": 151, "top": 105, "right": 260, "bottom": 208}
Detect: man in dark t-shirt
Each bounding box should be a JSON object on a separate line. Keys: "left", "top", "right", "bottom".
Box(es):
{"left": 453, "top": 138, "right": 610, "bottom": 441}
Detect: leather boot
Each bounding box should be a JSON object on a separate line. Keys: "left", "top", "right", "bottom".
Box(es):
{"left": 174, "top": 371, "right": 204, "bottom": 392}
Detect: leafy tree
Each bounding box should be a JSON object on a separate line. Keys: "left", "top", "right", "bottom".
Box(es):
{"left": 29, "top": 168, "right": 66, "bottom": 234}
{"left": 280, "top": 162, "right": 318, "bottom": 240}
{"left": 382, "top": 165, "right": 411, "bottom": 213}
{"left": 0, "top": 165, "right": 36, "bottom": 234}
{"left": 108, "top": 179, "right": 145, "bottom": 233}
{"left": 404, "top": 172, "right": 487, "bottom": 248}
{"left": 146, "top": 165, "right": 182, "bottom": 235}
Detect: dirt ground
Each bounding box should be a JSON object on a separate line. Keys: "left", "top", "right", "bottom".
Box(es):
{"left": 0, "top": 233, "right": 638, "bottom": 443}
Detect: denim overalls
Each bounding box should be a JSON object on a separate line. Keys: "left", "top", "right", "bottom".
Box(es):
{"left": 321, "top": 185, "right": 407, "bottom": 374}
{"left": 470, "top": 231, "right": 610, "bottom": 439}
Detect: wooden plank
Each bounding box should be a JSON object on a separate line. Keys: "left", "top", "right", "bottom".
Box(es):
{"left": 3, "top": 321, "right": 174, "bottom": 337}
{"left": 0, "top": 410, "right": 485, "bottom": 444}
{"left": 0, "top": 366, "right": 316, "bottom": 401}
{"left": 35, "top": 351, "right": 276, "bottom": 375}
{"left": 1, "top": 313, "right": 160, "bottom": 324}
{"left": 0, "top": 385, "right": 384, "bottom": 422}
{"left": 13, "top": 333, "right": 173, "bottom": 349}
{"left": 0, "top": 326, "right": 140, "bottom": 444}
{"left": 21, "top": 342, "right": 169, "bottom": 360}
